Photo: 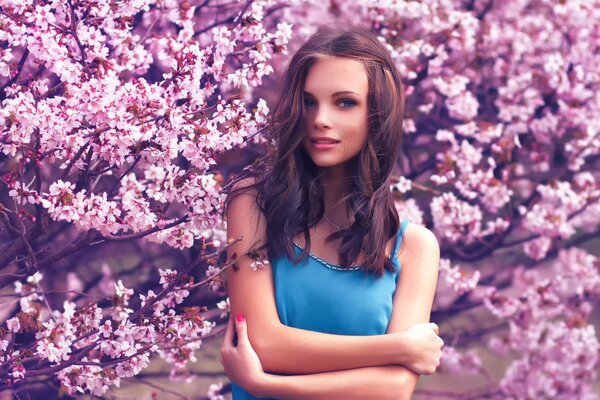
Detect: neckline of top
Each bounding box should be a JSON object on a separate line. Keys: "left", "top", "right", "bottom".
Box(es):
{"left": 292, "top": 238, "right": 399, "bottom": 271}
{"left": 291, "top": 218, "right": 409, "bottom": 271}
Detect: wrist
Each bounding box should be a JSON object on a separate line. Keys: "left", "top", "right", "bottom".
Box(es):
{"left": 393, "top": 330, "right": 412, "bottom": 365}
{"left": 249, "top": 372, "right": 276, "bottom": 398}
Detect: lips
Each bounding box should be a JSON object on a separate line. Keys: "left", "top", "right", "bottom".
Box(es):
{"left": 311, "top": 137, "right": 340, "bottom": 144}
{"left": 310, "top": 137, "right": 340, "bottom": 151}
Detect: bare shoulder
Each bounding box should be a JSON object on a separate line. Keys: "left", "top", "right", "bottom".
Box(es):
{"left": 226, "top": 176, "right": 267, "bottom": 254}
{"left": 226, "top": 176, "right": 260, "bottom": 214}
{"left": 224, "top": 177, "right": 279, "bottom": 350}
{"left": 398, "top": 222, "right": 440, "bottom": 273}
{"left": 227, "top": 176, "right": 259, "bottom": 202}
{"left": 386, "top": 222, "right": 441, "bottom": 333}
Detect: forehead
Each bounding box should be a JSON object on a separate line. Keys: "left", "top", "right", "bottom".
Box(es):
{"left": 304, "top": 56, "right": 368, "bottom": 96}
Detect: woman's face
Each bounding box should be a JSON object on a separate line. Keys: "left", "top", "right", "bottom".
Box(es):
{"left": 301, "top": 56, "right": 369, "bottom": 170}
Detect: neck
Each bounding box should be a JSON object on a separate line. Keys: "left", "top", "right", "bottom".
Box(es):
{"left": 318, "top": 164, "right": 354, "bottom": 226}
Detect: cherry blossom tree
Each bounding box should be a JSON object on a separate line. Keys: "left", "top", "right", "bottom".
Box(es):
{"left": 370, "top": 1, "right": 600, "bottom": 398}
{"left": 1, "top": 0, "right": 599, "bottom": 399}
{"left": 264, "top": 0, "right": 600, "bottom": 398}
{"left": 0, "top": 0, "right": 290, "bottom": 397}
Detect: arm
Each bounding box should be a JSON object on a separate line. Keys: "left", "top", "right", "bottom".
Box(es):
{"left": 263, "top": 223, "right": 442, "bottom": 399}
{"left": 223, "top": 221, "right": 442, "bottom": 399}
{"left": 222, "top": 313, "right": 413, "bottom": 400}
{"left": 225, "top": 182, "right": 423, "bottom": 374}
{"left": 261, "top": 223, "right": 442, "bottom": 399}
{"left": 259, "top": 366, "right": 412, "bottom": 400}
{"left": 383, "top": 222, "right": 442, "bottom": 397}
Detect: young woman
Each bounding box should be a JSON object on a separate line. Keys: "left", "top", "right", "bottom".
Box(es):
{"left": 220, "top": 26, "right": 443, "bottom": 399}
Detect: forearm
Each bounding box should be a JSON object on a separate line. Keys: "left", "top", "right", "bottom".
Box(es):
{"left": 256, "top": 365, "right": 418, "bottom": 400}
{"left": 253, "top": 324, "right": 411, "bottom": 374}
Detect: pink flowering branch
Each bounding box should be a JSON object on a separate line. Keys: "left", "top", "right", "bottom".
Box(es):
{"left": 0, "top": 0, "right": 292, "bottom": 394}
{"left": 0, "top": 238, "right": 238, "bottom": 391}
{"left": 1, "top": 0, "right": 598, "bottom": 398}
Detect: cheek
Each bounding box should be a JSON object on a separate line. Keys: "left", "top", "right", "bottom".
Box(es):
{"left": 346, "top": 120, "right": 368, "bottom": 145}
{"left": 301, "top": 137, "right": 309, "bottom": 153}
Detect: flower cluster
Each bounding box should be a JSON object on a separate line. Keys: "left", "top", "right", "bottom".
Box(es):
{"left": 480, "top": 248, "right": 600, "bottom": 398}
{"left": 438, "top": 258, "right": 480, "bottom": 296}
{"left": 439, "top": 345, "right": 482, "bottom": 376}
{"left": 0, "top": 0, "right": 287, "bottom": 395}
{"left": 430, "top": 192, "right": 483, "bottom": 244}
{"left": 0, "top": 0, "right": 288, "bottom": 251}
{"left": 361, "top": 0, "right": 600, "bottom": 397}
{"left": 1, "top": 0, "right": 600, "bottom": 397}
{"left": 1, "top": 269, "right": 218, "bottom": 396}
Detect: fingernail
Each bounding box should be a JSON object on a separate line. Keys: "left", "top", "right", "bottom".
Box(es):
{"left": 236, "top": 313, "right": 245, "bottom": 323}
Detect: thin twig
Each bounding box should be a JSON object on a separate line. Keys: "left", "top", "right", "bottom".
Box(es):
{"left": 100, "top": 214, "right": 190, "bottom": 242}
{"left": 122, "top": 377, "right": 191, "bottom": 400}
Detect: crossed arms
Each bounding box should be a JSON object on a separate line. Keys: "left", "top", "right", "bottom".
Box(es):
{"left": 222, "top": 184, "right": 442, "bottom": 399}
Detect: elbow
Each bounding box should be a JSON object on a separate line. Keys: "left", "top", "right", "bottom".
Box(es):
{"left": 396, "top": 388, "right": 413, "bottom": 400}
{"left": 387, "top": 368, "right": 417, "bottom": 400}
{"left": 397, "top": 372, "right": 418, "bottom": 400}
{"left": 247, "top": 324, "right": 273, "bottom": 355}
{"left": 387, "top": 380, "right": 409, "bottom": 400}
{"left": 247, "top": 323, "right": 283, "bottom": 373}
{"left": 255, "top": 342, "right": 282, "bottom": 373}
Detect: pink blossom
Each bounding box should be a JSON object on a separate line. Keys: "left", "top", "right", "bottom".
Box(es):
{"left": 40, "top": 180, "right": 79, "bottom": 222}
{"left": 523, "top": 236, "right": 552, "bottom": 260}
{"left": 439, "top": 345, "right": 482, "bottom": 375}
{"left": 431, "top": 192, "right": 483, "bottom": 244}
{"left": 274, "top": 22, "right": 293, "bottom": 48}
{"left": 207, "top": 382, "right": 225, "bottom": 400}
{"left": 0, "top": 47, "right": 14, "bottom": 77}
{"left": 217, "top": 298, "right": 230, "bottom": 319}
{"left": 249, "top": 258, "right": 270, "bottom": 272}
{"left": 439, "top": 258, "right": 481, "bottom": 295}
{"left": 391, "top": 176, "right": 412, "bottom": 193}
{"left": 555, "top": 248, "right": 600, "bottom": 297}
{"left": 445, "top": 91, "right": 479, "bottom": 121}
{"left": 433, "top": 75, "right": 470, "bottom": 97}
{"left": 206, "top": 265, "right": 223, "bottom": 293}
{"left": 482, "top": 290, "right": 521, "bottom": 319}
{"left": 6, "top": 317, "right": 20, "bottom": 333}
{"left": 394, "top": 200, "right": 424, "bottom": 225}
{"left": 11, "top": 363, "right": 25, "bottom": 381}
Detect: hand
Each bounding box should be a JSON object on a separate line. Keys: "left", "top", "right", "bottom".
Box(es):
{"left": 220, "top": 314, "right": 267, "bottom": 397}
{"left": 401, "top": 322, "right": 444, "bottom": 375}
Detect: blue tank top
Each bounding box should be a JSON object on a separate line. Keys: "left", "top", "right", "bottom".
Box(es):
{"left": 231, "top": 218, "right": 410, "bottom": 399}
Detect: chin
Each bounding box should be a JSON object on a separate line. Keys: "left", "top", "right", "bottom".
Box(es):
{"left": 304, "top": 151, "right": 339, "bottom": 167}
{"left": 301, "top": 144, "right": 357, "bottom": 170}
{"left": 312, "top": 159, "right": 341, "bottom": 168}
{"left": 308, "top": 154, "right": 356, "bottom": 171}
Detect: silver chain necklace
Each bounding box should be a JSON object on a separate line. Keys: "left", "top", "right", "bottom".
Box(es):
{"left": 323, "top": 214, "right": 352, "bottom": 231}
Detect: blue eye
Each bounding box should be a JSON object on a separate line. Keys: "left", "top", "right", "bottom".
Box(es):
{"left": 304, "top": 98, "right": 316, "bottom": 108}
{"left": 338, "top": 99, "right": 356, "bottom": 108}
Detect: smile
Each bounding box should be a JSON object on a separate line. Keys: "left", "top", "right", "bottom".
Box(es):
{"left": 311, "top": 140, "right": 340, "bottom": 150}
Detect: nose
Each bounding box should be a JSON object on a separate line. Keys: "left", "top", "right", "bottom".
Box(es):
{"left": 313, "top": 105, "right": 332, "bottom": 130}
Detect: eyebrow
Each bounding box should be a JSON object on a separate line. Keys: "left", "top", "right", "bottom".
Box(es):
{"left": 303, "top": 90, "right": 360, "bottom": 97}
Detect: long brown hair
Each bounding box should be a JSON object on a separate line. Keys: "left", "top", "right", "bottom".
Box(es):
{"left": 225, "top": 25, "right": 406, "bottom": 276}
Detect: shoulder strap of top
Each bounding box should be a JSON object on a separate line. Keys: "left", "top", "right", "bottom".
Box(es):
{"left": 391, "top": 218, "right": 410, "bottom": 263}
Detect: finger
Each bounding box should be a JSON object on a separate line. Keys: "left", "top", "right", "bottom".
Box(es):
{"left": 235, "top": 313, "right": 249, "bottom": 346}
{"left": 223, "top": 315, "right": 234, "bottom": 348}
{"left": 430, "top": 323, "right": 439, "bottom": 335}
